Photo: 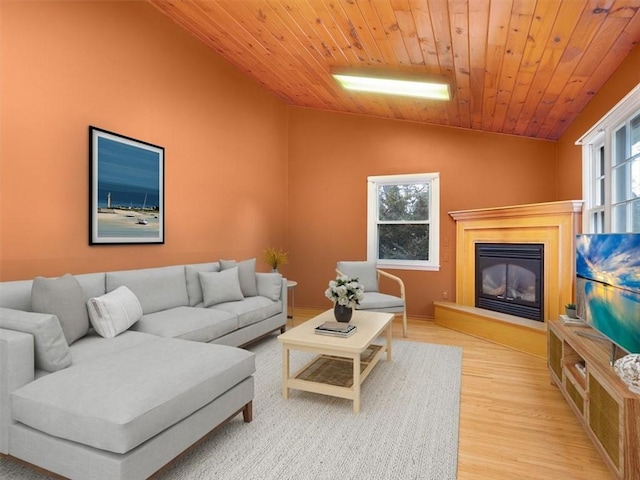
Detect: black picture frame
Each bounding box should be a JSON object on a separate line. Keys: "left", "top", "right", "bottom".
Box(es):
{"left": 89, "top": 126, "right": 164, "bottom": 245}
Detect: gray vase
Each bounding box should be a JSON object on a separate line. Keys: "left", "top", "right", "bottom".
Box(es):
{"left": 334, "top": 304, "right": 353, "bottom": 323}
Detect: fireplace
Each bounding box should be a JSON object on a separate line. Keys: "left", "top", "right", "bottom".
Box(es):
{"left": 436, "top": 201, "right": 582, "bottom": 358}
{"left": 475, "top": 243, "right": 544, "bottom": 321}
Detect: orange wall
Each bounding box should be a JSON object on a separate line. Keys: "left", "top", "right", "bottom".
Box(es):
{"left": 4, "top": 1, "right": 637, "bottom": 320}
{"left": 556, "top": 44, "right": 640, "bottom": 200}
{"left": 0, "top": 1, "right": 289, "bottom": 280}
{"left": 286, "top": 109, "right": 557, "bottom": 317}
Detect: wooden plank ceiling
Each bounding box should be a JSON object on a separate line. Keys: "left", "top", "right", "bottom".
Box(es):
{"left": 150, "top": 0, "right": 640, "bottom": 140}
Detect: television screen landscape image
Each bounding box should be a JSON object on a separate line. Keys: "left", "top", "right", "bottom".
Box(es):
{"left": 575, "top": 233, "right": 640, "bottom": 354}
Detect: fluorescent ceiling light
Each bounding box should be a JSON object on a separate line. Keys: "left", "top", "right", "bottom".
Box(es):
{"left": 332, "top": 73, "right": 451, "bottom": 100}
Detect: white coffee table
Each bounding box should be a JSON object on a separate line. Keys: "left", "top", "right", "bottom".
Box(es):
{"left": 277, "top": 309, "right": 394, "bottom": 413}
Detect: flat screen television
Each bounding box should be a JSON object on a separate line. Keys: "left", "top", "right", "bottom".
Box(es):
{"left": 575, "top": 233, "right": 640, "bottom": 354}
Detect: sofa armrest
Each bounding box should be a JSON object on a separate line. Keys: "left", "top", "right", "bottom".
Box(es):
{"left": 280, "top": 278, "right": 288, "bottom": 317}
{"left": 253, "top": 273, "right": 287, "bottom": 320}
{"left": 0, "top": 328, "right": 35, "bottom": 454}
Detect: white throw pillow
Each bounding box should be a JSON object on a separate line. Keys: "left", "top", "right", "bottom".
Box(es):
{"left": 199, "top": 268, "right": 244, "bottom": 307}
{"left": 86, "top": 286, "right": 143, "bottom": 339}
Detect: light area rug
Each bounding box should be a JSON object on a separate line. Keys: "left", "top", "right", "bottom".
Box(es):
{"left": 0, "top": 337, "right": 462, "bottom": 480}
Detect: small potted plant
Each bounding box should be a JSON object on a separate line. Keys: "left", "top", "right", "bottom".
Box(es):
{"left": 263, "top": 247, "right": 288, "bottom": 273}
{"left": 565, "top": 303, "right": 577, "bottom": 319}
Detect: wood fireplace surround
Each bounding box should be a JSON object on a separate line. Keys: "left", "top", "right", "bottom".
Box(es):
{"left": 434, "top": 200, "right": 583, "bottom": 358}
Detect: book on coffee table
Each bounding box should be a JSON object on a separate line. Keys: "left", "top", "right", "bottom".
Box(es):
{"left": 314, "top": 328, "right": 357, "bottom": 338}
{"left": 315, "top": 322, "right": 357, "bottom": 337}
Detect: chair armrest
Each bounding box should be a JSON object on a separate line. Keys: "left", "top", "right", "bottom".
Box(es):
{"left": 377, "top": 269, "right": 406, "bottom": 300}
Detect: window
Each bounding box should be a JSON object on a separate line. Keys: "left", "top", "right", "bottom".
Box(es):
{"left": 367, "top": 173, "right": 440, "bottom": 271}
{"left": 578, "top": 84, "right": 640, "bottom": 233}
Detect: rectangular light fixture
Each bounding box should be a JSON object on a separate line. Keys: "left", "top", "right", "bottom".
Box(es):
{"left": 332, "top": 72, "right": 451, "bottom": 100}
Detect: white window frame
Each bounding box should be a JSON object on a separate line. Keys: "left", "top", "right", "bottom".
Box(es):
{"left": 367, "top": 173, "right": 440, "bottom": 271}
{"left": 577, "top": 83, "right": 640, "bottom": 233}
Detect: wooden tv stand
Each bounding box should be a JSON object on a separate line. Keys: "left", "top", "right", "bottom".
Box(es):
{"left": 548, "top": 319, "right": 640, "bottom": 479}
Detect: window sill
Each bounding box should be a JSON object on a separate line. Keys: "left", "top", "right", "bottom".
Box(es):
{"left": 375, "top": 262, "right": 440, "bottom": 272}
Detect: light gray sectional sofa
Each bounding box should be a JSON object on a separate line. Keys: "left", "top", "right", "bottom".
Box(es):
{"left": 0, "top": 259, "right": 287, "bottom": 479}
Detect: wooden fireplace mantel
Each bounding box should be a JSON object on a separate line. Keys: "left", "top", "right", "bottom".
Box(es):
{"left": 448, "top": 200, "right": 584, "bottom": 222}
{"left": 435, "top": 200, "right": 583, "bottom": 358}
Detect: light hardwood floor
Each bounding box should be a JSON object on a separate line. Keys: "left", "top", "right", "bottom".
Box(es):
{"left": 289, "top": 308, "right": 614, "bottom": 480}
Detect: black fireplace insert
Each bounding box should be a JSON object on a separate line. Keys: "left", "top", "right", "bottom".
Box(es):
{"left": 475, "top": 243, "right": 544, "bottom": 321}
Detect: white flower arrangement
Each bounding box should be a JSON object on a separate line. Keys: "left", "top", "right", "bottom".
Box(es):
{"left": 324, "top": 275, "right": 365, "bottom": 308}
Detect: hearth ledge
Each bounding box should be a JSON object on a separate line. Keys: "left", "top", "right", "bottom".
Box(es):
{"left": 433, "top": 301, "right": 547, "bottom": 358}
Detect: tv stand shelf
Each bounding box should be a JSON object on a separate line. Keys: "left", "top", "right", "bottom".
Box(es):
{"left": 548, "top": 319, "right": 640, "bottom": 479}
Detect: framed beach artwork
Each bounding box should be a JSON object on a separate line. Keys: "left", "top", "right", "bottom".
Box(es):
{"left": 89, "top": 126, "right": 164, "bottom": 245}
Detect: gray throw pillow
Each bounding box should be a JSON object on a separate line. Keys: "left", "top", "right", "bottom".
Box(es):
{"left": 31, "top": 274, "right": 90, "bottom": 345}
{"left": 219, "top": 258, "right": 258, "bottom": 297}
{"left": 256, "top": 273, "right": 282, "bottom": 302}
{"left": 199, "top": 268, "right": 244, "bottom": 307}
{"left": 0, "top": 307, "right": 72, "bottom": 372}
{"left": 185, "top": 262, "right": 220, "bottom": 306}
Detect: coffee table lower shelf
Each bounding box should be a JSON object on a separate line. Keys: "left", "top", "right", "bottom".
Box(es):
{"left": 284, "top": 344, "right": 384, "bottom": 412}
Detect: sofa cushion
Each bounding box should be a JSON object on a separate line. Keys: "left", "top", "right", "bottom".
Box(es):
{"left": 31, "top": 274, "right": 90, "bottom": 345}
{"left": 87, "top": 286, "right": 143, "bottom": 338}
{"left": 356, "top": 292, "right": 405, "bottom": 310}
{"left": 0, "top": 308, "right": 72, "bottom": 372}
{"left": 106, "top": 266, "right": 189, "bottom": 314}
{"left": 256, "top": 273, "right": 282, "bottom": 302}
{"left": 75, "top": 272, "right": 106, "bottom": 299}
{"left": 0, "top": 279, "right": 33, "bottom": 311}
{"left": 185, "top": 262, "right": 220, "bottom": 306}
{"left": 131, "top": 306, "right": 238, "bottom": 342}
{"left": 211, "top": 296, "right": 282, "bottom": 328}
{"left": 70, "top": 330, "right": 155, "bottom": 365}
{"left": 219, "top": 258, "right": 258, "bottom": 297}
{"left": 11, "top": 337, "right": 255, "bottom": 454}
{"left": 199, "top": 269, "right": 244, "bottom": 307}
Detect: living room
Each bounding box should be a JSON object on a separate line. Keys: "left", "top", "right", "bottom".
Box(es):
{"left": 2, "top": 1, "right": 640, "bottom": 479}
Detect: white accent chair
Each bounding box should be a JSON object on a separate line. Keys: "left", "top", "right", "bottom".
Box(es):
{"left": 336, "top": 261, "right": 407, "bottom": 337}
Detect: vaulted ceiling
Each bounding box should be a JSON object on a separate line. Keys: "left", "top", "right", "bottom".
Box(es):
{"left": 151, "top": 1, "right": 640, "bottom": 140}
